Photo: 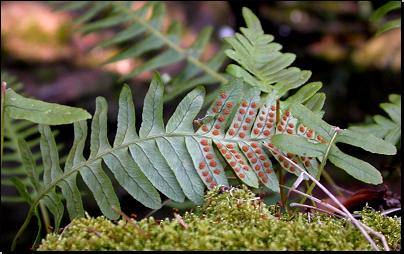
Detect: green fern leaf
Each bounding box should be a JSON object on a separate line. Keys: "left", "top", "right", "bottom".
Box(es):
{"left": 3, "top": 88, "right": 91, "bottom": 125}
{"left": 335, "top": 129, "right": 397, "bottom": 155}
{"left": 272, "top": 103, "right": 396, "bottom": 184}
{"left": 13, "top": 2, "right": 396, "bottom": 228}
{"left": 139, "top": 72, "right": 166, "bottom": 137}
{"left": 380, "top": 100, "right": 401, "bottom": 126}
{"left": 270, "top": 135, "right": 325, "bottom": 159}
{"left": 328, "top": 146, "right": 383, "bottom": 185}
{"left": 18, "top": 139, "right": 42, "bottom": 193}
{"left": 86, "top": 97, "right": 122, "bottom": 219}
{"left": 302, "top": 92, "right": 326, "bottom": 112}
{"left": 19, "top": 136, "right": 66, "bottom": 235}
{"left": 159, "top": 85, "right": 206, "bottom": 205}
{"left": 39, "top": 125, "right": 84, "bottom": 220}
{"left": 349, "top": 94, "right": 401, "bottom": 146}
{"left": 15, "top": 70, "right": 397, "bottom": 235}
{"left": 369, "top": 1, "right": 401, "bottom": 22}
{"left": 1, "top": 72, "right": 68, "bottom": 203}
{"left": 131, "top": 73, "right": 186, "bottom": 202}
{"left": 10, "top": 4, "right": 400, "bottom": 250}
{"left": 222, "top": 7, "right": 329, "bottom": 180}
{"left": 108, "top": 84, "right": 162, "bottom": 209}
{"left": 9, "top": 176, "right": 33, "bottom": 204}
{"left": 369, "top": 1, "right": 401, "bottom": 35}
{"left": 224, "top": 7, "right": 321, "bottom": 101}
{"left": 94, "top": 2, "right": 160, "bottom": 48}
{"left": 9, "top": 176, "right": 44, "bottom": 249}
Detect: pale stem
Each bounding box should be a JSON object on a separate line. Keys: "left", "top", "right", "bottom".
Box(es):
{"left": 173, "top": 212, "right": 189, "bottom": 229}
{"left": 265, "top": 144, "right": 386, "bottom": 251}
{"left": 111, "top": 206, "right": 149, "bottom": 239}
{"left": 39, "top": 200, "right": 52, "bottom": 234}
{"left": 286, "top": 187, "right": 390, "bottom": 251}
{"left": 296, "top": 126, "right": 342, "bottom": 210}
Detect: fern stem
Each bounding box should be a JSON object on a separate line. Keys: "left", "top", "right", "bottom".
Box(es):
{"left": 275, "top": 98, "right": 287, "bottom": 211}
{"left": 321, "top": 169, "right": 343, "bottom": 197}
{"left": 15, "top": 128, "right": 292, "bottom": 248}
{"left": 32, "top": 131, "right": 275, "bottom": 208}
{"left": 304, "top": 179, "right": 316, "bottom": 207}
{"left": 39, "top": 200, "right": 52, "bottom": 234}
{"left": 278, "top": 162, "right": 287, "bottom": 211}
{"left": 111, "top": 2, "right": 229, "bottom": 84}
{"left": 293, "top": 127, "right": 341, "bottom": 214}
{"left": 11, "top": 132, "right": 213, "bottom": 248}
{"left": 144, "top": 198, "right": 172, "bottom": 218}
{"left": 11, "top": 207, "right": 36, "bottom": 251}
{"left": 21, "top": 132, "right": 232, "bottom": 231}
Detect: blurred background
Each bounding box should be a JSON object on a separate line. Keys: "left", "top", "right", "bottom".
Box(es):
{"left": 1, "top": 1, "right": 401, "bottom": 250}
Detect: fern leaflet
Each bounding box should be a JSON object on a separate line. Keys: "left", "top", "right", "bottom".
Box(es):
{"left": 1, "top": 72, "right": 67, "bottom": 203}
{"left": 225, "top": 7, "right": 314, "bottom": 98}
{"left": 349, "top": 94, "right": 401, "bottom": 147}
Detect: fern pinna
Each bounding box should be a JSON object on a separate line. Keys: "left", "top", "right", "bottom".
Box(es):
{"left": 349, "top": 94, "right": 401, "bottom": 147}
{"left": 1, "top": 72, "right": 70, "bottom": 203}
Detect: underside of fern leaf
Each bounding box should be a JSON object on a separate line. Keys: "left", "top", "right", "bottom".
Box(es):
{"left": 1, "top": 72, "right": 68, "bottom": 203}
{"left": 25, "top": 70, "right": 396, "bottom": 225}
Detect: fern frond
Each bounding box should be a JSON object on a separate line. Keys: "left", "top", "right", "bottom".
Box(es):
{"left": 349, "top": 94, "right": 401, "bottom": 147}
{"left": 224, "top": 7, "right": 320, "bottom": 100}
{"left": 220, "top": 8, "right": 397, "bottom": 183}
{"left": 9, "top": 5, "right": 399, "bottom": 251}
{"left": 49, "top": 1, "right": 230, "bottom": 103}
{"left": 21, "top": 71, "right": 395, "bottom": 228}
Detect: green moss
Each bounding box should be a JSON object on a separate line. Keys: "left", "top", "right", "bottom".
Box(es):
{"left": 38, "top": 185, "right": 401, "bottom": 251}
{"left": 354, "top": 207, "right": 401, "bottom": 251}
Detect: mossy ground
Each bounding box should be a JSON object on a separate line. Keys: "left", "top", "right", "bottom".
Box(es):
{"left": 38, "top": 185, "right": 401, "bottom": 251}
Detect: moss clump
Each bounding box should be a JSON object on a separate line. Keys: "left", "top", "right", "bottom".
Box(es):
{"left": 354, "top": 207, "right": 401, "bottom": 251}
{"left": 38, "top": 185, "right": 401, "bottom": 251}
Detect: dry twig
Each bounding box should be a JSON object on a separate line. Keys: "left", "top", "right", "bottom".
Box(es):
{"left": 173, "top": 213, "right": 189, "bottom": 229}
{"left": 111, "top": 206, "right": 149, "bottom": 239}
{"left": 264, "top": 143, "right": 390, "bottom": 251}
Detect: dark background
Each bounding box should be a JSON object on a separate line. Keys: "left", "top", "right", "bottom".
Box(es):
{"left": 1, "top": 1, "right": 401, "bottom": 251}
